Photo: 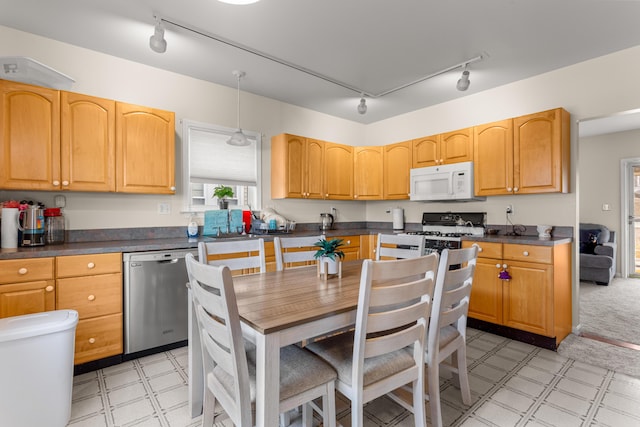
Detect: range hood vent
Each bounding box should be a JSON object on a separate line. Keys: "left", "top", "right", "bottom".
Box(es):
{"left": 0, "top": 56, "right": 75, "bottom": 90}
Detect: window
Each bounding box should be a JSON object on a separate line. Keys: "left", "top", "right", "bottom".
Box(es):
{"left": 182, "top": 119, "right": 261, "bottom": 212}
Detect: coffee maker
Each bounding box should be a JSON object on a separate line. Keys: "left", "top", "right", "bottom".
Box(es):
{"left": 18, "top": 206, "right": 45, "bottom": 246}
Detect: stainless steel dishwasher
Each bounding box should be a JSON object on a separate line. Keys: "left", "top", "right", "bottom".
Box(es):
{"left": 123, "top": 248, "right": 198, "bottom": 355}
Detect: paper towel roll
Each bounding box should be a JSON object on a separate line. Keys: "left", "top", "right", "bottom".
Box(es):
{"left": 1, "top": 208, "right": 19, "bottom": 249}
{"left": 392, "top": 208, "right": 404, "bottom": 230}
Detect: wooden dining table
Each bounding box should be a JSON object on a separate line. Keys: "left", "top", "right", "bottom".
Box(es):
{"left": 188, "top": 259, "right": 365, "bottom": 427}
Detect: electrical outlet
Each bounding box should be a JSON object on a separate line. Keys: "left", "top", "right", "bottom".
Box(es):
{"left": 158, "top": 202, "right": 171, "bottom": 215}
{"left": 506, "top": 204, "right": 513, "bottom": 214}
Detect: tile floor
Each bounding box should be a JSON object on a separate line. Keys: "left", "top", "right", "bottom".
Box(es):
{"left": 67, "top": 328, "right": 640, "bottom": 427}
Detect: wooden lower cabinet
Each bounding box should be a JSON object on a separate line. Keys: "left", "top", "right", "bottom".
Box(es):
{"left": 463, "top": 241, "right": 571, "bottom": 346}
{"left": 335, "top": 235, "right": 360, "bottom": 261}
{"left": 0, "top": 258, "right": 55, "bottom": 318}
{"left": 56, "top": 253, "right": 123, "bottom": 365}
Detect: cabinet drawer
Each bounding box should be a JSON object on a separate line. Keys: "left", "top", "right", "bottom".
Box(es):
{"left": 504, "top": 244, "right": 552, "bottom": 264}
{"left": 463, "top": 241, "right": 502, "bottom": 259}
{"left": 56, "top": 253, "right": 122, "bottom": 278}
{"left": 0, "top": 258, "right": 54, "bottom": 284}
{"left": 336, "top": 235, "right": 360, "bottom": 249}
{"left": 57, "top": 273, "right": 122, "bottom": 319}
{"left": 74, "top": 313, "right": 123, "bottom": 365}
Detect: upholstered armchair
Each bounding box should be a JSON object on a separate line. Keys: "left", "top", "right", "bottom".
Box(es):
{"left": 579, "top": 223, "right": 616, "bottom": 285}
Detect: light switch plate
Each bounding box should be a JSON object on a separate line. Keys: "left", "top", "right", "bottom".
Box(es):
{"left": 158, "top": 202, "right": 171, "bottom": 215}
{"left": 54, "top": 194, "right": 66, "bottom": 208}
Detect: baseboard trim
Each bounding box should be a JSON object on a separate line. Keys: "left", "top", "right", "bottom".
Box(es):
{"left": 468, "top": 318, "right": 557, "bottom": 350}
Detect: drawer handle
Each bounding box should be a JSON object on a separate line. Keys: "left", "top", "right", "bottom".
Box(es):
{"left": 478, "top": 247, "right": 483, "bottom": 252}
{"left": 87, "top": 262, "right": 95, "bottom": 269}
{"left": 18, "top": 267, "right": 28, "bottom": 275}
{"left": 62, "top": 180, "right": 69, "bottom": 186}
{"left": 53, "top": 180, "right": 60, "bottom": 186}
{"left": 503, "top": 264, "right": 508, "bottom": 269}
{"left": 88, "top": 338, "right": 96, "bottom": 344}
{"left": 523, "top": 251, "right": 529, "bottom": 256}
{"left": 495, "top": 263, "right": 501, "bottom": 268}
{"left": 45, "top": 285, "right": 54, "bottom": 292}
{"left": 87, "top": 294, "right": 96, "bottom": 301}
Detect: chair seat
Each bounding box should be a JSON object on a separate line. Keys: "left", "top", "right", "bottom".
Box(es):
{"left": 306, "top": 331, "right": 415, "bottom": 387}
{"left": 213, "top": 344, "right": 337, "bottom": 403}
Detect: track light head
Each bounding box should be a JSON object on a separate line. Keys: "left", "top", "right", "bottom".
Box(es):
{"left": 456, "top": 69, "right": 470, "bottom": 91}
{"left": 149, "top": 18, "right": 167, "bottom": 53}
{"left": 357, "top": 97, "right": 367, "bottom": 115}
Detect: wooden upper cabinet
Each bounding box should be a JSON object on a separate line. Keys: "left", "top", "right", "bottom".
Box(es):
{"left": 474, "top": 119, "right": 514, "bottom": 196}
{"left": 61, "top": 92, "right": 115, "bottom": 192}
{"left": 354, "top": 146, "right": 383, "bottom": 200}
{"left": 412, "top": 135, "right": 440, "bottom": 168}
{"left": 441, "top": 127, "right": 473, "bottom": 164}
{"left": 0, "top": 80, "right": 60, "bottom": 190}
{"left": 514, "top": 108, "right": 570, "bottom": 194}
{"left": 324, "top": 142, "right": 353, "bottom": 200}
{"left": 412, "top": 128, "right": 473, "bottom": 167}
{"left": 384, "top": 141, "right": 411, "bottom": 199}
{"left": 115, "top": 102, "right": 176, "bottom": 194}
{"left": 474, "top": 108, "right": 570, "bottom": 196}
{"left": 271, "top": 133, "right": 325, "bottom": 199}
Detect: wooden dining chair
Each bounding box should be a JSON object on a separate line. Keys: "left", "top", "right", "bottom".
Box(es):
{"left": 306, "top": 254, "right": 439, "bottom": 427}
{"left": 198, "top": 239, "right": 266, "bottom": 274}
{"left": 425, "top": 245, "right": 478, "bottom": 427}
{"left": 273, "top": 235, "right": 324, "bottom": 271}
{"left": 185, "top": 253, "right": 337, "bottom": 427}
{"left": 376, "top": 233, "right": 426, "bottom": 260}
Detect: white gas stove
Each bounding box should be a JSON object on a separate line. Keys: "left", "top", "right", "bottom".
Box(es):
{"left": 401, "top": 212, "right": 486, "bottom": 254}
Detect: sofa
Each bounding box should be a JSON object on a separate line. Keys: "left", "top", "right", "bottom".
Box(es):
{"left": 579, "top": 223, "right": 616, "bottom": 285}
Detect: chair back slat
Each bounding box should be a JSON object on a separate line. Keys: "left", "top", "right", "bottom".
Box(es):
{"left": 274, "top": 235, "right": 323, "bottom": 271}
{"left": 198, "top": 239, "right": 266, "bottom": 273}
{"left": 376, "top": 233, "right": 426, "bottom": 260}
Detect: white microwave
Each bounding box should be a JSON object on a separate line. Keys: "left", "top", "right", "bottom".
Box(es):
{"left": 410, "top": 161, "right": 485, "bottom": 202}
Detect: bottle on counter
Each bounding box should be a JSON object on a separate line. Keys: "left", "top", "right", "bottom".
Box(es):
{"left": 187, "top": 214, "right": 199, "bottom": 239}
{"left": 44, "top": 208, "right": 65, "bottom": 245}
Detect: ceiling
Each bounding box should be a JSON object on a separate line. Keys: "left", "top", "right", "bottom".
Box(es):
{"left": 2, "top": 0, "right": 640, "bottom": 125}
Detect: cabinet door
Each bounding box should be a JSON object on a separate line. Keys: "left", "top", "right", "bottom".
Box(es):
{"left": 412, "top": 135, "right": 440, "bottom": 167}
{"left": 324, "top": 142, "right": 353, "bottom": 200}
{"left": 468, "top": 257, "right": 503, "bottom": 324}
{"left": 473, "top": 119, "right": 514, "bottom": 196}
{"left": 61, "top": 92, "right": 115, "bottom": 191}
{"left": 335, "top": 235, "right": 360, "bottom": 261}
{"left": 271, "top": 133, "right": 305, "bottom": 198}
{"left": 354, "top": 146, "right": 383, "bottom": 200}
{"left": 383, "top": 141, "right": 411, "bottom": 200}
{"left": 441, "top": 127, "right": 474, "bottom": 164}
{"left": 0, "top": 280, "right": 55, "bottom": 318}
{"left": 74, "top": 313, "right": 123, "bottom": 365}
{"left": 305, "top": 139, "right": 325, "bottom": 199}
{"left": 514, "top": 108, "right": 570, "bottom": 194}
{"left": 502, "top": 260, "right": 554, "bottom": 336}
{"left": 116, "top": 102, "right": 175, "bottom": 194}
{"left": 0, "top": 80, "right": 60, "bottom": 190}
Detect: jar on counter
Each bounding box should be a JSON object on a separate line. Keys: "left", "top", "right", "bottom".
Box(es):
{"left": 44, "top": 208, "right": 65, "bottom": 244}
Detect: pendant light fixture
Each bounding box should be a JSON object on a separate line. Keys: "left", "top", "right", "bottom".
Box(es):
{"left": 227, "top": 70, "right": 251, "bottom": 146}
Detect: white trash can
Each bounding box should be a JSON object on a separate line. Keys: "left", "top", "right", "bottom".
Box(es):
{"left": 0, "top": 310, "right": 79, "bottom": 427}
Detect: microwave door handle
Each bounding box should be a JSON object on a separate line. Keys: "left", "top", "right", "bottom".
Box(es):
{"left": 448, "top": 171, "right": 455, "bottom": 196}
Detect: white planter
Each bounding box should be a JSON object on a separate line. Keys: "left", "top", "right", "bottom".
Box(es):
{"left": 318, "top": 257, "right": 339, "bottom": 275}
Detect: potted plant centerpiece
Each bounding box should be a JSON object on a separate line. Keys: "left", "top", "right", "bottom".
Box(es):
{"left": 213, "top": 185, "right": 234, "bottom": 210}
{"left": 313, "top": 237, "right": 345, "bottom": 276}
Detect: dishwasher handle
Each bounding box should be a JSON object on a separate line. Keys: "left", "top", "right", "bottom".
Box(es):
{"left": 157, "top": 258, "right": 179, "bottom": 265}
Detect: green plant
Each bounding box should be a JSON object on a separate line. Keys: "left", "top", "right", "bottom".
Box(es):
{"left": 313, "top": 238, "right": 345, "bottom": 261}
{"left": 213, "top": 185, "right": 234, "bottom": 199}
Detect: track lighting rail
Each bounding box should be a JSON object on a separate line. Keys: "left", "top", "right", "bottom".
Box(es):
{"left": 157, "top": 16, "right": 485, "bottom": 99}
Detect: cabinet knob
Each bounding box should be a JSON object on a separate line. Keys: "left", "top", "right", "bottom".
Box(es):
{"left": 478, "top": 247, "right": 483, "bottom": 252}
{"left": 45, "top": 285, "right": 54, "bottom": 292}
{"left": 354, "top": 194, "right": 358, "bottom": 198}
{"left": 18, "top": 267, "right": 28, "bottom": 275}
{"left": 62, "top": 180, "right": 69, "bottom": 186}
{"left": 170, "top": 186, "right": 176, "bottom": 191}
{"left": 53, "top": 180, "right": 60, "bottom": 186}
{"left": 514, "top": 187, "right": 519, "bottom": 192}
{"left": 495, "top": 263, "right": 501, "bottom": 268}
{"left": 88, "top": 338, "right": 96, "bottom": 344}
{"left": 503, "top": 264, "right": 508, "bottom": 269}
{"left": 523, "top": 251, "right": 529, "bottom": 256}
{"left": 87, "top": 262, "right": 95, "bottom": 269}
{"left": 87, "top": 294, "right": 96, "bottom": 301}
{"left": 506, "top": 187, "right": 512, "bottom": 192}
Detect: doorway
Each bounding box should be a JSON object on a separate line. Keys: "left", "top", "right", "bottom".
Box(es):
{"left": 622, "top": 159, "right": 640, "bottom": 278}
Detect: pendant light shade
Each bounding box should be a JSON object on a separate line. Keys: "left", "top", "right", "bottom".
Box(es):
{"left": 227, "top": 70, "right": 250, "bottom": 146}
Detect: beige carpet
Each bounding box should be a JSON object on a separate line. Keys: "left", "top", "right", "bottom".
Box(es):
{"left": 557, "top": 277, "right": 640, "bottom": 378}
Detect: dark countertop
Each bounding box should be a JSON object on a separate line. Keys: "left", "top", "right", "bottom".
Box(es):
{"left": 0, "top": 226, "right": 572, "bottom": 260}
